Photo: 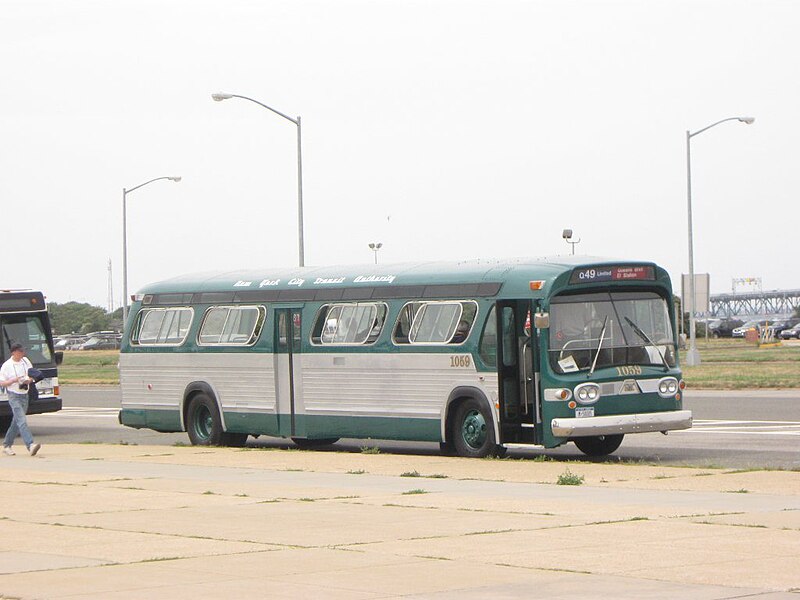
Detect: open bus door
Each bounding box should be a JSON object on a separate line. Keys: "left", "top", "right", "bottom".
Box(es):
{"left": 495, "top": 300, "right": 540, "bottom": 445}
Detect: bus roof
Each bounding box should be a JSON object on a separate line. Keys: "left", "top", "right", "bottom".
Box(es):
{"left": 137, "top": 256, "right": 669, "bottom": 301}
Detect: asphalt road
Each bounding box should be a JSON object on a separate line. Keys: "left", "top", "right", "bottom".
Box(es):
{"left": 24, "top": 386, "right": 800, "bottom": 469}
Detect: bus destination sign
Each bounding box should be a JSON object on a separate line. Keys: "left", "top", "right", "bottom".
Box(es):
{"left": 569, "top": 265, "right": 655, "bottom": 285}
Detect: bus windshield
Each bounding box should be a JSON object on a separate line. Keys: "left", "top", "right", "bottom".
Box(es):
{"left": 549, "top": 291, "right": 675, "bottom": 373}
{"left": 1, "top": 314, "right": 55, "bottom": 366}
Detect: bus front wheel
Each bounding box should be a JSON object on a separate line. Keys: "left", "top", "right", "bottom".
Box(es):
{"left": 186, "top": 393, "right": 226, "bottom": 446}
{"left": 573, "top": 434, "right": 624, "bottom": 457}
{"left": 452, "top": 398, "right": 501, "bottom": 458}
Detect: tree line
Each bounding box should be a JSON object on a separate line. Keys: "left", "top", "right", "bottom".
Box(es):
{"left": 48, "top": 302, "right": 123, "bottom": 336}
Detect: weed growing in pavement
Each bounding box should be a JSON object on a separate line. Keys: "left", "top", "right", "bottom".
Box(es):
{"left": 360, "top": 445, "right": 381, "bottom": 454}
{"left": 402, "top": 489, "right": 428, "bottom": 495}
{"left": 401, "top": 470, "right": 420, "bottom": 477}
{"left": 556, "top": 469, "right": 584, "bottom": 486}
{"left": 347, "top": 469, "right": 366, "bottom": 475}
{"left": 726, "top": 489, "right": 750, "bottom": 494}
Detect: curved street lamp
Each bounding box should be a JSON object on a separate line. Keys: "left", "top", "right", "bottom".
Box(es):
{"left": 212, "top": 92, "right": 305, "bottom": 267}
{"left": 122, "top": 176, "right": 181, "bottom": 326}
{"left": 685, "top": 116, "right": 754, "bottom": 366}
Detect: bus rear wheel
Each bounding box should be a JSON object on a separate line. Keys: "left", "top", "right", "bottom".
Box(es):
{"left": 573, "top": 434, "right": 624, "bottom": 457}
{"left": 186, "top": 393, "right": 226, "bottom": 446}
{"left": 452, "top": 398, "right": 501, "bottom": 458}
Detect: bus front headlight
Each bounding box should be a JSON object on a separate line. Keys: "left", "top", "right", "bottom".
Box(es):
{"left": 657, "top": 377, "right": 679, "bottom": 398}
{"left": 574, "top": 383, "right": 600, "bottom": 405}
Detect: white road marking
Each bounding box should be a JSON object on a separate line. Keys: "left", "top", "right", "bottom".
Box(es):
{"left": 678, "top": 419, "right": 800, "bottom": 436}
{"left": 36, "top": 407, "right": 119, "bottom": 419}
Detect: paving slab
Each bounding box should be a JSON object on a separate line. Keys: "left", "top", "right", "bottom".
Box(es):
{"left": 1, "top": 444, "right": 799, "bottom": 599}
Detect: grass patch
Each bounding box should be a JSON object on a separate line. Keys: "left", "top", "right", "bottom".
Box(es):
{"left": 57, "top": 350, "right": 120, "bottom": 384}
{"left": 683, "top": 340, "right": 800, "bottom": 389}
{"left": 360, "top": 445, "right": 381, "bottom": 454}
{"left": 556, "top": 468, "right": 585, "bottom": 486}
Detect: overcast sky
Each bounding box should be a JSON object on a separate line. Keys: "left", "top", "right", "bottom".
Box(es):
{"left": 2, "top": 0, "right": 797, "bottom": 309}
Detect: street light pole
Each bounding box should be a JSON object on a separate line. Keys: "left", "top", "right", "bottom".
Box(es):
{"left": 122, "top": 176, "right": 182, "bottom": 328}
{"left": 212, "top": 92, "right": 305, "bottom": 266}
{"left": 368, "top": 242, "right": 383, "bottom": 264}
{"left": 685, "top": 116, "right": 754, "bottom": 366}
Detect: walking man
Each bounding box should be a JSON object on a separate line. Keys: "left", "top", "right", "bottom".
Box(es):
{"left": 1, "top": 343, "right": 41, "bottom": 456}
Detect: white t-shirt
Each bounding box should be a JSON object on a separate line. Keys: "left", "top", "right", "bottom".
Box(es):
{"left": 1, "top": 356, "right": 33, "bottom": 394}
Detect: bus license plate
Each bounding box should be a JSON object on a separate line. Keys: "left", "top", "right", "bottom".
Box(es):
{"left": 575, "top": 407, "right": 594, "bottom": 418}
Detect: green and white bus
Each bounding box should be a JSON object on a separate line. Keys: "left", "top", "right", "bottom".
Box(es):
{"left": 119, "top": 257, "right": 691, "bottom": 457}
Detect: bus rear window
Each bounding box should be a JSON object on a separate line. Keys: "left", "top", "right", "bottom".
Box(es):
{"left": 132, "top": 308, "right": 194, "bottom": 346}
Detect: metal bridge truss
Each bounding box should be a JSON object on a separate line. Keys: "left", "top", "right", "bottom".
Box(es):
{"left": 711, "top": 289, "right": 800, "bottom": 317}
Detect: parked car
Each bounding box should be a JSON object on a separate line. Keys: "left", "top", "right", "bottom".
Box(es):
{"left": 707, "top": 317, "right": 744, "bottom": 338}
{"left": 779, "top": 323, "right": 800, "bottom": 340}
{"left": 762, "top": 317, "right": 800, "bottom": 339}
{"left": 54, "top": 335, "right": 88, "bottom": 350}
{"left": 79, "top": 336, "right": 120, "bottom": 350}
{"left": 732, "top": 319, "right": 768, "bottom": 338}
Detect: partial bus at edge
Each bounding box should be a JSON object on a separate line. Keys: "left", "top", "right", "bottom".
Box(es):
{"left": 119, "top": 257, "right": 691, "bottom": 458}
{"left": 0, "top": 290, "right": 63, "bottom": 435}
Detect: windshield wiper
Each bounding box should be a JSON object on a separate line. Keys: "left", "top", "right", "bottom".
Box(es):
{"left": 588, "top": 315, "right": 609, "bottom": 376}
{"left": 624, "top": 316, "right": 669, "bottom": 371}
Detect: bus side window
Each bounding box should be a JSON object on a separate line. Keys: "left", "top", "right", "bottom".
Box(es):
{"left": 392, "top": 302, "right": 422, "bottom": 344}
{"left": 311, "top": 303, "right": 387, "bottom": 346}
{"left": 479, "top": 306, "right": 497, "bottom": 366}
{"left": 450, "top": 302, "right": 478, "bottom": 344}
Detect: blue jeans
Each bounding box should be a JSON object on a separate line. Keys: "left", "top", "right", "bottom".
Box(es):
{"left": 4, "top": 392, "right": 34, "bottom": 448}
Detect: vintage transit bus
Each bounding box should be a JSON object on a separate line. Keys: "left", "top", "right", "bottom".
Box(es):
{"left": 0, "top": 290, "right": 63, "bottom": 435}
{"left": 119, "top": 258, "right": 691, "bottom": 457}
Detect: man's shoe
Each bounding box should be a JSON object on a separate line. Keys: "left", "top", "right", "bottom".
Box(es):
{"left": 3, "top": 446, "right": 15, "bottom": 456}
{"left": 28, "top": 443, "right": 41, "bottom": 456}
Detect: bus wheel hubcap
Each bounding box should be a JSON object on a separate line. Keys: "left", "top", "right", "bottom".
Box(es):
{"left": 462, "top": 410, "right": 487, "bottom": 448}
{"left": 195, "top": 407, "right": 211, "bottom": 439}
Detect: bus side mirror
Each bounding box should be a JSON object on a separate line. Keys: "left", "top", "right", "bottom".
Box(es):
{"left": 533, "top": 312, "right": 549, "bottom": 329}
{"left": 55, "top": 351, "right": 64, "bottom": 365}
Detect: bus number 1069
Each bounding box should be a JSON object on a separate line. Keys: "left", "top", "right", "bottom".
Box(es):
{"left": 450, "top": 355, "right": 472, "bottom": 368}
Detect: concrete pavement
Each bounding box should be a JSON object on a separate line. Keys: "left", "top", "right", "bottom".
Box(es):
{"left": 1, "top": 444, "right": 799, "bottom": 599}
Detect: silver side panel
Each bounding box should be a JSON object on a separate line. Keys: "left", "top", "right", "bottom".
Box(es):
{"left": 551, "top": 410, "right": 692, "bottom": 437}
{"left": 120, "top": 353, "right": 277, "bottom": 428}
{"left": 120, "top": 352, "right": 500, "bottom": 437}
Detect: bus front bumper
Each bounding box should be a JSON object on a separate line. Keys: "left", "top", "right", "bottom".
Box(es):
{"left": 551, "top": 410, "right": 692, "bottom": 438}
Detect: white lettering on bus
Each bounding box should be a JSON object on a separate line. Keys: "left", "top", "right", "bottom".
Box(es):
{"left": 259, "top": 279, "right": 280, "bottom": 287}
{"left": 354, "top": 275, "right": 396, "bottom": 284}
{"left": 314, "top": 277, "right": 346, "bottom": 285}
{"left": 234, "top": 280, "right": 252, "bottom": 287}
{"left": 288, "top": 278, "right": 305, "bottom": 286}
